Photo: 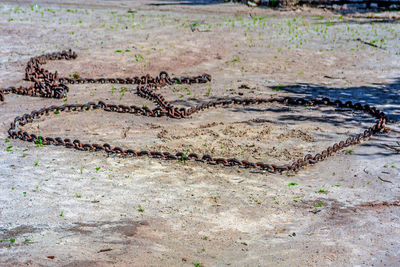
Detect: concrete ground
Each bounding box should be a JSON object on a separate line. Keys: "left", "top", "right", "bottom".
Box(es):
{"left": 0, "top": 1, "right": 399, "bottom": 266}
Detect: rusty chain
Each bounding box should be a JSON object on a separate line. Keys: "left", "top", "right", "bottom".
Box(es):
{"left": 1, "top": 50, "right": 389, "bottom": 173}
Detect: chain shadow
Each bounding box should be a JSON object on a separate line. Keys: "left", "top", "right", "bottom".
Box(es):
{"left": 172, "top": 96, "right": 377, "bottom": 132}
{"left": 274, "top": 78, "right": 400, "bottom": 157}
{"left": 276, "top": 78, "right": 400, "bottom": 122}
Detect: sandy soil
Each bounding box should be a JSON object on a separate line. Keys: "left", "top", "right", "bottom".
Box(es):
{"left": 0, "top": 1, "right": 399, "bottom": 266}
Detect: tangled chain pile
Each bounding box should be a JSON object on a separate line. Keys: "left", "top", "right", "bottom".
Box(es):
{"left": 0, "top": 50, "right": 389, "bottom": 173}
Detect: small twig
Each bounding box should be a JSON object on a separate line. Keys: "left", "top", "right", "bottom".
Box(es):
{"left": 324, "top": 75, "right": 342, "bottom": 80}
{"left": 378, "top": 176, "right": 393, "bottom": 184}
{"left": 355, "top": 38, "right": 386, "bottom": 50}
{"left": 98, "top": 248, "right": 112, "bottom": 253}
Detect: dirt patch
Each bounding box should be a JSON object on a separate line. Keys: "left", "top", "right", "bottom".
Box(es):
{"left": 0, "top": 225, "right": 41, "bottom": 248}
{"left": 63, "top": 220, "right": 148, "bottom": 238}
{"left": 357, "top": 200, "right": 400, "bottom": 210}
{"left": 151, "top": 118, "right": 316, "bottom": 162}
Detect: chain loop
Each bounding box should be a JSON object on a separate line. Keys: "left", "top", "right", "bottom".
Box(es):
{"left": 1, "top": 50, "right": 389, "bottom": 174}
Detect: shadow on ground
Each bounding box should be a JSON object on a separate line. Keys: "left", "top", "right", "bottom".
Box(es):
{"left": 148, "top": 0, "right": 400, "bottom": 15}
{"left": 278, "top": 77, "right": 400, "bottom": 121}
{"left": 275, "top": 77, "right": 400, "bottom": 157}
{"left": 147, "top": 0, "right": 226, "bottom": 6}
{"left": 318, "top": 18, "right": 400, "bottom": 25}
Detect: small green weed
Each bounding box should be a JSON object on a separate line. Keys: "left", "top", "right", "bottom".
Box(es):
{"left": 232, "top": 57, "right": 240, "bottom": 63}
{"left": 179, "top": 150, "right": 190, "bottom": 163}
{"left": 205, "top": 86, "right": 211, "bottom": 96}
{"left": 134, "top": 54, "right": 143, "bottom": 62}
{"left": 293, "top": 195, "right": 304, "bottom": 203}
{"left": 313, "top": 202, "right": 323, "bottom": 207}
{"left": 273, "top": 83, "right": 283, "bottom": 91}
{"left": 35, "top": 137, "right": 43, "bottom": 148}
{"left": 69, "top": 73, "right": 80, "bottom": 79}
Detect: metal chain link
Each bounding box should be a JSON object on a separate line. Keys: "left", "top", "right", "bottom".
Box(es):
{"left": 1, "top": 50, "right": 389, "bottom": 173}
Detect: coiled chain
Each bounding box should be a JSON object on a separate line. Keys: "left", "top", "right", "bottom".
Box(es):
{"left": 0, "top": 50, "right": 389, "bottom": 173}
